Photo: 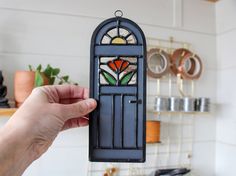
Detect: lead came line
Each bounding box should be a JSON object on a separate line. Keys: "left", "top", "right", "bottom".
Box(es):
{"left": 136, "top": 57, "right": 139, "bottom": 148}
{"left": 121, "top": 94, "right": 124, "bottom": 148}
{"left": 112, "top": 95, "right": 115, "bottom": 148}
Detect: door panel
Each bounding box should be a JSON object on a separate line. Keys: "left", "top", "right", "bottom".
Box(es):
{"left": 99, "top": 95, "right": 113, "bottom": 148}
{"left": 114, "top": 95, "right": 122, "bottom": 148}
{"left": 123, "top": 95, "right": 137, "bottom": 148}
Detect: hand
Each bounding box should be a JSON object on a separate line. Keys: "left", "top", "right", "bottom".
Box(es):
{"left": 0, "top": 85, "right": 97, "bottom": 176}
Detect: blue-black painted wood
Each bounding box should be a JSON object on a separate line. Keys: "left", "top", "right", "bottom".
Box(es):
{"left": 89, "top": 16, "right": 146, "bottom": 162}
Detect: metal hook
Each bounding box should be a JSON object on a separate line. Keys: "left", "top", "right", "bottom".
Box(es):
{"left": 114, "top": 10, "right": 123, "bottom": 17}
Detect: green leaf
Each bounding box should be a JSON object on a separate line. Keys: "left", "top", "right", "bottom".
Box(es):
{"left": 35, "top": 70, "right": 44, "bottom": 87}
{"left": 62, "top": 75, "right": 69, "bottom": 82}
{"left": 58, "top": 80, "right": 63, "bottom": 85}
{"left": 101, "top": 69, "right": 117, "bottom": 85}
{"left": 49, "top": 76, "right": 55, "bottom": 85}
{"left": 52, "top": 68, "right": 60, "bottom": 76}
{"left": 28, "top": 65, "right": 33, "bottom": 71}
{"left": 44, "top": 65, "right": 53, "bottom": 78}
{"left": 120, "top": 70, "right": 136, "bottom": 85}
{"left": 36, "top": 64, "right": 42, "bottom": 72}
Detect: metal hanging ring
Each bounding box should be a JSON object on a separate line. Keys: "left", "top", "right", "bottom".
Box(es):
{"left": 114, "top": 10, "right": 123, "bottom": 17}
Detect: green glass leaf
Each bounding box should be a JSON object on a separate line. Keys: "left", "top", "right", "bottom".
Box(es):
{"left": 101, "top": 69, "right": 117, "bottom": 85}
{"left": 120, "top": 70, "right": 136, "bottom": 85}
{"left": 35, "top": 70, "right": 44, "bottom": 87}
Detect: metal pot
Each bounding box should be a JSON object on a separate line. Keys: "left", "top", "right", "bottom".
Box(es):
{"left": 196, "top": 97, "right": 210, "bottom": 112}
{"left": 154, "top": 97, "right": 169, "bottom": 112}
{"left": 169, "top": 97, "right": 182, "bottom": 112}
{"left": 181, "top": 97, "right": 197, "bottom": 112}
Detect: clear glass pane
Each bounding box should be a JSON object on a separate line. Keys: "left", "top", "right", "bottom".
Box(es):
{"left": 127, "top": 34, "right": 136, "bottom": 44}
{"left": 119, "top": 28, "right": 129, "bottom": 37}
{"left": 101, "top": 35, "right": 111, "bottom": 44}
{"left": 107, "top": 28, "right": 117, "bottom": 38}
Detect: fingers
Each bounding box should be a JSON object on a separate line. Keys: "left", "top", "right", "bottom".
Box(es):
{"left": 58, "top": 98, "right": 97, "bottom": 121}
{"left": 42, "top": 85, "right": 89, "bottom": 100}
{"left": 59, "top": 98, "right": 83, "bottom": 104}
{"left": 62, "top": 117, "right": 89, "bottom": 131}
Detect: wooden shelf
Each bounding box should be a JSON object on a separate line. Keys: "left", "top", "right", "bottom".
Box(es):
{"left": 206, "top": 0, "right": 218, "bottom": 2}
{"left": 0, "top": 108, "right": 17, "bottom": 117}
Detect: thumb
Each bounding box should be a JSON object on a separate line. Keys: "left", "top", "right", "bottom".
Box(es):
{"left": 59, "top": 98, "right": 97, "bottom": 121}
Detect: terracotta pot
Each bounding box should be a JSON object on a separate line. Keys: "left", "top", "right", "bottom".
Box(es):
{"left": 146, "top": 120, "right": 161, "bottom": 143}
{"left": 14, "top": 71, "right": 48, "bottom": 107}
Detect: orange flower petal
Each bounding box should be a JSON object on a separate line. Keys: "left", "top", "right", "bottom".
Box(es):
{"left": 107, "top": 58, "right": 130, "bottom": 73}
{"left": 108, "top": 61, "right": 117, "bottom": 72}
{"left": 114, "top": 59, "right": 123, "bottom": 71}
{"left": 120, "top": 61, "right": 129, "bottom": 72}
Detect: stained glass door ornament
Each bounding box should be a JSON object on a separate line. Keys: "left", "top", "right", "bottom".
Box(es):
{"left": 89, "top": 10, "right": 146, "bottom": 162}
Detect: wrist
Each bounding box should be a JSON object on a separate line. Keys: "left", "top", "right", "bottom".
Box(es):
{"left": 0, "top": 121, "right": 35, "bottom": 176}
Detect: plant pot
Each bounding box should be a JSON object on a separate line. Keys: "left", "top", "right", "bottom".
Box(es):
{"left": 14, "top": 71, "right": 48, "bottom": 107}
{"left": 146, "top": 120, "right": 161, "bottom": 143}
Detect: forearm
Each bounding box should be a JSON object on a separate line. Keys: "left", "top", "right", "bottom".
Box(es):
{"left": 0, "top": 85, "right": 96, "bottom": 176}
{"left": 0, "top": 122, "right": 35, "bottom": 176}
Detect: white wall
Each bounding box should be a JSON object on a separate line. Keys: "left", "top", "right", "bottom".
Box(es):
{"left": 216, "top": 0, "right": 236, "bottom": 175}
{"left": 0, "top": 0, "right": 217, "bottom": 175}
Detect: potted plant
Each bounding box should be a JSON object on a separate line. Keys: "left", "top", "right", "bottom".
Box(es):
{"left": 14, "top": 64, "right": 75, "bottom": 107}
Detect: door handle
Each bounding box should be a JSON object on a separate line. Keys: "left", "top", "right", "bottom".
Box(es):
{"left": 129, "top": 99, "right": 142, "bottom": 104}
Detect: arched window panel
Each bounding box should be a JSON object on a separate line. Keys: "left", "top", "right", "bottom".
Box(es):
{"left": 94, "top": 18, "right": 144, "bottom": 45}
{"left": 101, "top": 27, "right": 137, "bottom": 45}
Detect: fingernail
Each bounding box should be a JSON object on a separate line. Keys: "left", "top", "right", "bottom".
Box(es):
{"left": 79, "top": 118, "right": 89, "bottom": 126}
{"left": 86, "top": 98, "right": 96, "bottom": 109}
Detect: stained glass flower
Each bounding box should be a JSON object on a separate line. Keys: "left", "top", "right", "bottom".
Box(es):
{"left": 108, "top": 58, "right": 129, "bottom": 74}
{"left": 101, "top": 58, "right": 136, "bottom": 86}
